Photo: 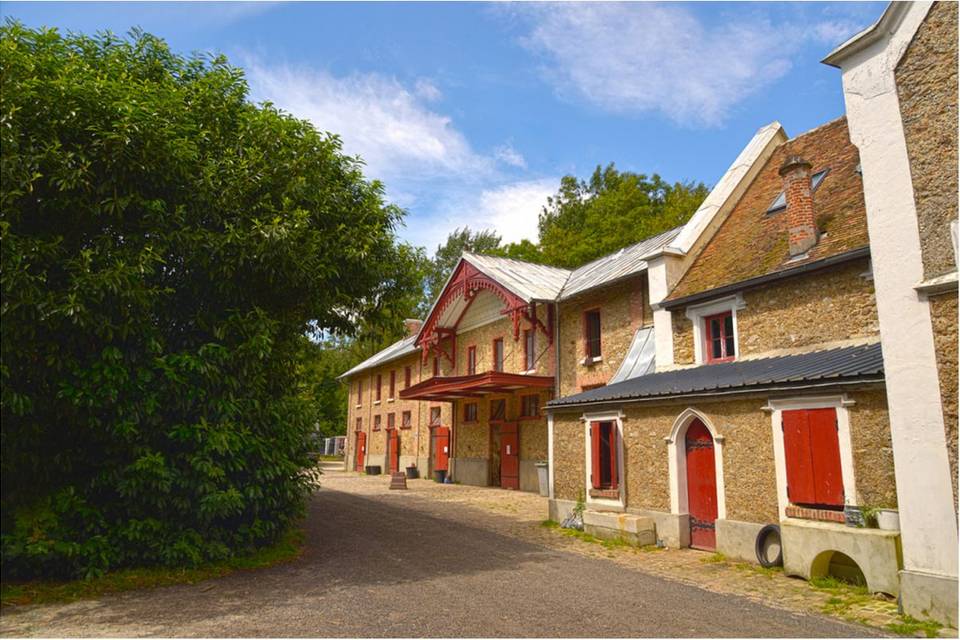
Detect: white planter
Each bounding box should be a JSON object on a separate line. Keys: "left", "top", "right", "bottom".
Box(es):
{"left": 877, "top": 509, "right": 900, "bottom": 531}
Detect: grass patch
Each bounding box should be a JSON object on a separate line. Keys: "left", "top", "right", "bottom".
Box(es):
{"left": 540, "top": 519, "right": 560, "bottom": 529}
{"left": 317, "top": 454, "right": 344, "bottom": 462}
{"left": 701, "top": 552, "right": 727, "bottom": 564}
{"left": 886, "top": 615, "right": 944, "bottom": 638}
{"left": 809, "top": 574, "right": 873, "bottom": 617}
{"left": 541, "top": 521, "right": 660, "bottom": 553}
{"left": 1, "top": 526, "right": 304, "bottom": 607}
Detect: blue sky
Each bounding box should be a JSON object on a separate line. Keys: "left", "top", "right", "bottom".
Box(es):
{"left": 2, "top": 1, "right": 885, "bottom": 253}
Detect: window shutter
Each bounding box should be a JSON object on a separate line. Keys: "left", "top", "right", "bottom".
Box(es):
{"left": 807, "top": 408, "right": 844, "bottom": 506}
{"left": 590, "top": 422, "right": 602, "bottom": 489}
{"left": 782, "top": 410, "right": 818, "bottom": 505}
{"left": 609, "top": 425, "right": 619, "bottom": 490}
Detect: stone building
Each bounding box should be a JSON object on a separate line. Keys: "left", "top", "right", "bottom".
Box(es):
{"left": 824, "top": 1, "right": 958, "bottom": 625}
{"left": 337, "top": 1, "right": 956, "bottom": 623}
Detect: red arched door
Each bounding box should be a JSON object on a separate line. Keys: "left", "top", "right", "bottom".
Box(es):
{"left": 685, "top": 419, "right": 718, "bottom": 550}
{"left": 355, "top": 432, "right": 366, "bottom": 472}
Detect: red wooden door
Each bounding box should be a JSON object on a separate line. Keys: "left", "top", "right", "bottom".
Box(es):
{"left": 355, "top": 432, "right": 366, "bottom": 472}
{"left": 782, "top": 408, "right": 843, "bottom": 507}
{"left": 432, "top": 426, "right": 450, "bottom": 472}
{"left": 387, "top": 429, "right": 400, "bottom": 473}
{"left": 685, "top": 420, "right": 718, "bottom": 550}
{"left": 500, "top": 422, "right": 519, "bottom": 490}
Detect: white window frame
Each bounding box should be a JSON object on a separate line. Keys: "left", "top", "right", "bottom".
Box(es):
{"left": 581, "top": 410, "right": 625, "bottom": 509}
{"left": 762, "top": 395, "right": 858, "bottom": 520}
{"left": 685, "top": 294, "right": 745, "bottom": 365}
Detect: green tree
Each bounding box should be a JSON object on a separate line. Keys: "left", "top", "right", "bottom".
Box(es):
{"left": 0, "top": 24, "right": 419, "bottom": 578}
{"left": 538, "top": 164, "right": 708, "bottom": 268}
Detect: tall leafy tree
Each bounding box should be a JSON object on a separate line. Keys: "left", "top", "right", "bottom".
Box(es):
{"left": 538, "top": 164, "right": 709, "bottom": 268}
{"left": 0, "top": 24, "right": 419, "bottom": 577}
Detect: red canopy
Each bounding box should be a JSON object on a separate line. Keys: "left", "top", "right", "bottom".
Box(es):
{"left": 399, "top": 371, "right": 553, "bottom": 402}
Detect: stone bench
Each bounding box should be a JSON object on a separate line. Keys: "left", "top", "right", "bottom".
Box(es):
{"left": 583, "top": 510, "right": 656, "bottom": 546}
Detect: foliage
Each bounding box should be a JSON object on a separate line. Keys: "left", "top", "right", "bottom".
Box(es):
{"left": 1, "top": 24, "right": 417, "bottom": 578}
{"left": 0, "top": 526, "right": 303, "bottom": 606}
{"left": 538, "top": 164, "right": 709, "bottom": 268}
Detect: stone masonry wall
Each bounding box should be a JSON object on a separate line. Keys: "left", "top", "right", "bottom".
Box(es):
{"left": 930, "top": 291, "right": 959, "bottom": 512}
{"left": 672, "top": 259, "right": 878, "bottom": 365}
{"left": 558, "top": 275, "right": 652, "bottom": 396}
{"left": 848, "top": 388, "right": 898, "bottom": 509}
{"left": 896, "top": 1, "right": 959, "bottom": 280}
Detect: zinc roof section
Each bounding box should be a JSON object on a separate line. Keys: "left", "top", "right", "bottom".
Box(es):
{"left": 547, "top": 342, "right": 883, "bottom": 407}
{"left": 336, "top": 334, "right": 418, "bottom": 380}
{"left": 560, "top": 226, "right": 682, "bottom": 300}
{"left": 463, "top": 252, "right": 572, "bottom": 301}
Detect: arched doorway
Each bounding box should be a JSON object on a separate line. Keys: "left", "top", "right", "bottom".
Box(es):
{"left": 685, "top": 419, "right": 718, "bottom": 550}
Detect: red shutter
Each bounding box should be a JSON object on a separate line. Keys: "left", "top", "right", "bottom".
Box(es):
{"left": 590, "top": 422, "right": 602, "bottom": 489}
{"left": 807, "top": 408, "right": 844, "bottom": 506}
{"left": 609, "top": 424, "right": 619, "bottom": 490}
{"left": 782, "top": 410, "right": 817, "bottom": 505}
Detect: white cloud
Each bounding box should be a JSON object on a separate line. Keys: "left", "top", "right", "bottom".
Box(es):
{"left": 476, "top": 178, "right": 555, "bottom": 244}
{"left": 244, "top": 61, "right": 492, "bottom": 182}
{"left": 516, "top": 3, "right": 867, "bottom": 127}
{"left": 414, "top": 78, "right": 443, "bottom": 102}
{"left": 494, "top": 143, "right": 527, "bottom": 169}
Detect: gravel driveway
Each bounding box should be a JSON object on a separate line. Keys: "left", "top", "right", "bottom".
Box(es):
{"left": 0, "top": 466, "right": 884, "bottom": 637}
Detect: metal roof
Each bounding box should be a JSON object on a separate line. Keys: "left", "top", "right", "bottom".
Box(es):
{"left": 548, "top": 342, "right": 883, "bottom": 408}
{"left": 463, "top": 252, "right": 572, "bottom": 301}
{"left": 608, "top": 327, "right": 656, "bottom": 384}
{"left": 559, "top": 226, "right": 682, "bottom": 300}
{"left": 336, "top": 334, "right": 418, "bottom": 380}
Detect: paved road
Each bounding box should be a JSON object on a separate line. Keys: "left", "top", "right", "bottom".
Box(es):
{"left": 1, "top": 478, "right": 882, "bottom": 637}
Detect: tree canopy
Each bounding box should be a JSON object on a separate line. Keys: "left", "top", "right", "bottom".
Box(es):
{"left": 0, "top": 24, "right": 420, "bottom": 577}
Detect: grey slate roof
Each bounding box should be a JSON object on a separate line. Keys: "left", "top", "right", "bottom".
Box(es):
{"left": 548, "top": 342, "right": 883, "bottom": 408}
{"left": 463, "top": 252, "right": 572, "bottom": 301}
{"left": 336, "top": 334, "right": 418, "bottom": 380}
{"left": 559, "top": 226, "right": 682, "bottom": 300}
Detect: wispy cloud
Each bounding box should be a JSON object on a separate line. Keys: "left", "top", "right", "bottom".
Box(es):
{"left": 244, "top": 60, "right": 493, "bottom": 183}
{"left": 494, "top": 143, "right": 527, "bottom": 169}
{"left": 514, "top": 3, "right": 870, "bottom": 127}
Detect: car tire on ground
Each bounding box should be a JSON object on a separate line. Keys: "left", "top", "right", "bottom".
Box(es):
{"left": 755, "top": 524, "right": 783, "bottom": 568}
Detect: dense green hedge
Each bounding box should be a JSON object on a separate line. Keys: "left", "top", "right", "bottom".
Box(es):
{"left": 0, "top": 24, "right": 418, "bottom": 578}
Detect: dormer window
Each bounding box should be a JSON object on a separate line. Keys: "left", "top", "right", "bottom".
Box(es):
{"left": 704, "top": 311, "right": 736, "bottom": 363}
{"left": 767, "top": 169, "right": 828, "bottom": 214}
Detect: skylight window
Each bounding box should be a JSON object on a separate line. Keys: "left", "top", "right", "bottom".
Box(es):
{"left": 767, "top": 169, "right": 829, "bottom": 213}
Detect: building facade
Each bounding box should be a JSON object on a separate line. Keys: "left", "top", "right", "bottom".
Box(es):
{"left": 337, "top": 2, "right": 957, "bottom": 623}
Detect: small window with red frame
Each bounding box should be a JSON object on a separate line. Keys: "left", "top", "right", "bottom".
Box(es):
{"left": 523, "top": 330, "right": 535, "bottom": 370}
{"left": 463, "top": 402, "right": 478, "bottom": 423}
{"left": 429, "top": 406, "right": 442, "bottom": 426}
{"left": 520, "top": 394, "right": 539, "bottom": 418}
{"left": 389, "top": 371, "right": 396, "bottom": 399}
{"left": 356, "top": 380, "right": 363, "bottom": 406}
{"left": 584, "top": 309, "right": 602, "bottom": 360}
{"left": 490, "top": 399, "right": 506, "bottom": 422}
{"left": 401, "top": 411, "right": 412, "bottom": 429}
{"left": 467, "top": 346, "right": 477, "bottom": 375}
{"left": 590, "top": 420, "right": 618, "bottom": 491}
{"left": 404, "top": 366, "right": 412, "bottom": 388}
{"left": 375, "top": 374, "right": 382, "bottom": 401}
{"left": 355, "top": 417, "right": 362, "bottom": 432}
{"left": 373, "top": 415, "right": 382, "bottom": 431}
{"left": 387, "top": 413, "right": 395, "bottom": 430}
{"left": 704, "top": 311, "right": 736, "bottom": 363}
{"left": 493, "top": 338, "right": 504, "bottom": 372}
{"left": 432, "top": 357, "right": 440, "bottom": 377}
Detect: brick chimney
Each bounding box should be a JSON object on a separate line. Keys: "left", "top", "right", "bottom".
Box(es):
{"left": 778, "top": 155, "right": 818, "bottom": 256}
{"left": 403, "top": 319, "right": 423, "bottom": 336}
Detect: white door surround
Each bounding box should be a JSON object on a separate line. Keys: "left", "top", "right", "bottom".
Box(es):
{"left": 665, "top": 408, "right": 727, "bottom": 520}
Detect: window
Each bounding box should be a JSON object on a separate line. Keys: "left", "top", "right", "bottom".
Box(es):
{"left": 429, "top": 406, "right": 442, "bottom": 426}
{"left": 523, "top": 329, "right": 535, "bottom": 370}
{"left": 584, "top": 309, "right": 602, "bottom": 360}
{"left": 492, "top": 338, "right": 504, "bottom": 372}
{"left": 590, "top": 421, "right": 619, "bottom": 490}
{"left": 404, "top": 366, "right": 412, "bottom": 388}
{"left": 373, "top": 415, "right": 382, "bottom": 431}
{"left": 356, "top": 380, "right": 363, "bottom": 406}
{"left": 375, "top": 374, "right": 382, "bottom": 402}
{"left": 464, "top": 402, "right": 478, "bottom": 423}
{"left": 387, "top": 413, "right": 396, "bottom": 430}
{"left": 467, "top": 346, "right": 477, "bottom": 375}
{"left": 432, "top": 357, "right": 439, "bottom": 377}
{"left": 490, "top": 399, "right": 506, "bottom": 422}
{"left": 401, "top": 411, "right": 412, "bottom": 429}
{"left": 767, "top": 169, "right": 829, "bottom": 213}
{"left": 388, "top": 371, "right": 396, "bottom": 399}
{"left": 355, "top": 417, "right": 362, "bottom": 432}
{"left": 704, "top": 311, "right": 735, "bottom": 363}
{"left": 782, "top": 408, "right": 844, "bottom": 508}
{"left": 520, "top": 394, "right": 539, "bottom": 418}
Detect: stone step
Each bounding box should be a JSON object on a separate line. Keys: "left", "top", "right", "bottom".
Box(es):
{"left": 583, "top": 509, "right": 656, "bottom": 546}
{"left": 389, "top": 473, "right": 408, "bottom": 490}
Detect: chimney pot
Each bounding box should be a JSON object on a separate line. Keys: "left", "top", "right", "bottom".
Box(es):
{"left": 779, "top": 155, "right": 818, "bottom": 256}
{"left": 403, "top": 319, "right": 423, "bottom": 336}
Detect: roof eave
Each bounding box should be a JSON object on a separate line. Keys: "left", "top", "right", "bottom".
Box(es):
{"left": 821, "top": 2, "right": 910, "bottom": 68}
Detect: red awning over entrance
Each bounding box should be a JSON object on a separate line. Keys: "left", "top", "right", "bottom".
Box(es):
{"left": 399, "top": 371, "right": 553, "bottom": 401}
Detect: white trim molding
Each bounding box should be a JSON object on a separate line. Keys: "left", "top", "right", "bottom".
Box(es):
{"left": 763, "top": 395, "right": 858, "bottom": 521}
{"left": 665, "top": 408, "right": 727, "bottom": 520}
{"left": 581, "top": 410, "right": 625, "bottom": 509}
{"left": 685, "top": 294, "right": 746, "bottom": 365}
{"left": 547, "top": 412, "right": 555, "bottom": 500}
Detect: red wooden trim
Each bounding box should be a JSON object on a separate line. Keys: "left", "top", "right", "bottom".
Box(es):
{"left": 609, "top": 423, "right": 619, "bottom": 490}
{"left": 401, "top": 371, "right": 553, "bottom": 401}
{"left": 590, "top": 422, "right": 602, "bottom": 489}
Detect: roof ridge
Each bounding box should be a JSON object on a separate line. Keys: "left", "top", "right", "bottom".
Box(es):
{"left": 785, "top": 115, "right": 847, "bottom": 143}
